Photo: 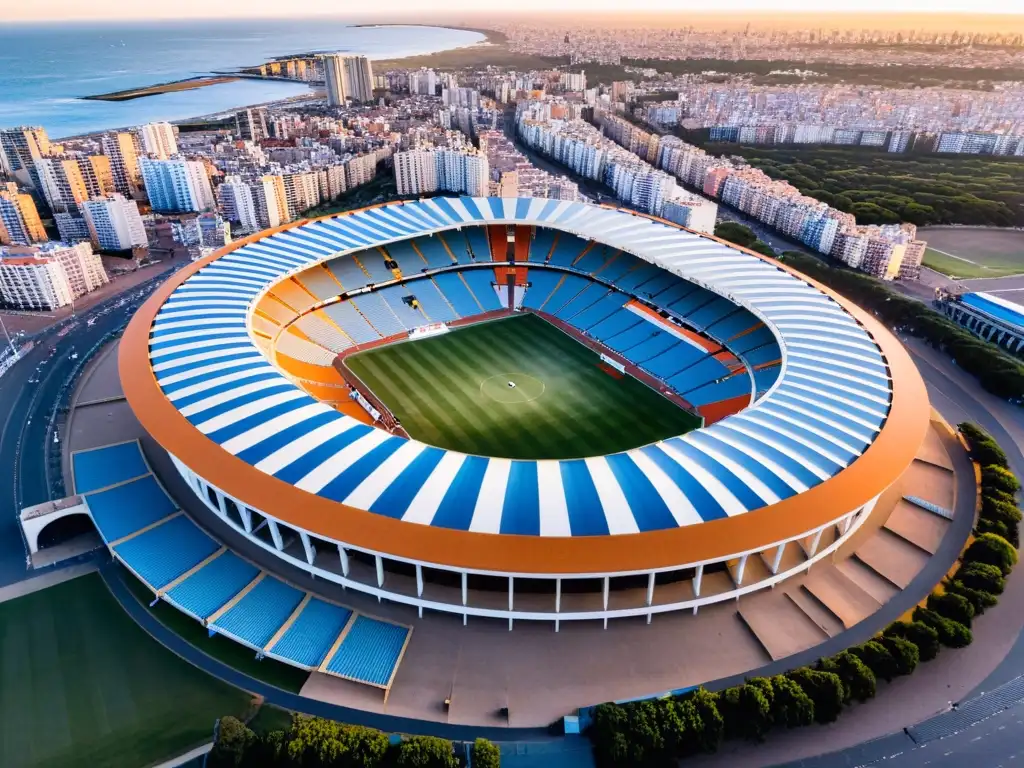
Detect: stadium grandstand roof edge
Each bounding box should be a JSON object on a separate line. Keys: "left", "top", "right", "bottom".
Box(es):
{"left": 120, "top": 197, "right": 930, "bottom": 575}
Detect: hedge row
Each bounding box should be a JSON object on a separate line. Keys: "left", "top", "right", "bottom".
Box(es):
{"left": 208, "top": 714, "right": 500, "bottom": 768}
{"left": 588, "top": 423, "right": 1019, "bottom": 767}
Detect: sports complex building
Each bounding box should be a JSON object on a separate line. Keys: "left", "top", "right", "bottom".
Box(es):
{"left": 51, "top": 196, "right": 948, "bottom": 715}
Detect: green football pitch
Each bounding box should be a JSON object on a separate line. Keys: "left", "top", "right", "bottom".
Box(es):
{"left": 0, "top": 573, "right": 250, "bottom": 768}
{"left": 345, "top": 313, "right": 701, "bottom": 460}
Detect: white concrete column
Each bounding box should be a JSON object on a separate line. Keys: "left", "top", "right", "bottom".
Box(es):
{"left": 843, "top": 511, "right": 856, "bottom": 535}
{"left": 508, "top": 576, "right": 514, "bottom": 631}
{"left": 239, "top": 507, "right": 253, "bottom": 534}
{"left": 299, "top": 531, "right": 315, "bottom": 566}
{"left": 215, "top": 491, "right": 227, "bottom": 517}
{"left": 602, "top": 576, "right": 610, "bottom": 629}
{"left": 694, "top": 563, "right": 704, "bottom": 596}
{"left": 266, "top": 519, "right": 283, "bottom": 550}
{"left": 416, "top": 564, "right": 424, "bottom": 618}
{"left": 808, "top": 527, "right": 824, "bottom": 557}
{"left": 375, "top": 555, "right": 384, "bottom": 589}
{"left": 646, "top": 572, "right": 656, "bottom": 606}
{"left": 337, "top": 545, "right": 350, "bottom": 577}
{"left": 771, "top": 543, "right": 786, "bottom": 574}
{"left": 461, "top": 572, "right": 468, "bottom": 606}
{"left": 734, "top": 553, "right": 748, "bottom": 587}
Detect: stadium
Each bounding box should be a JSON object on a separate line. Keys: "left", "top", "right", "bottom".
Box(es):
{"left": 66, "top": 196, "right": 935, "bottom": 702}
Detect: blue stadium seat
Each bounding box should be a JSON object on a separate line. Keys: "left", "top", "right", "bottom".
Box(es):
{"left": 596, "top": 252, "right": 642, "bottom": 284}
{"left": 632, "top": 271, "right": 679, "bottom": 299}
{"left": 351, "top": 293, "right": 407, "bottom": 336}
{"left": 653, "top": 281, "right": 698, "bottom": 308}
{"left": 73, "top": 442, "right": 149, "bottom": 495}
{"left": 406, "top": 279, "right": 458, "bottom": 322}
{"left": 666, "top": 285, "right": 717, "bottom": 317}
{"left": 354, "top": 250, "right": 394, "bottom": 283}
{"left": 461, "top": 270, "right": 503, "bottom": 312}
{"left": 684, "top": 374, "right": 754, "bottom": 406}
{"left": 540, "top": 275, "right": 589, "bottom": 314}
{"left": 742, "top": 344, "right": 783, "bottom": 367}
{"left": 644, "top": 342, "right": 706, "bottom": 380}
{"left": 165, "top": 550, "right": 260, "bottom": 620}
{"left": 269, "top": 598, "right": 353, "bottom": 668}
{"left": 589, "top": 308, "right": 642, "bottom": 342}
{"left": 730, "top": 326, "right": 776, "bottom": 355}
{"left": 296, "top": 267, "right": 343, "bottom": 302}
{"left": 521, "top": 271, "right": 562, "bottom": 310}
{"left": 438, "top": 232, "right": 473, "bottom": 264}
{"left": 323, "top": 301, "right": 381, "bottom": 345}
{"left": 412, "top": 237, "right": 456, "bottom": 268}
{"left": 666, "top": 356, "right": 731, "bottom": 393}
{"left": 555, "top": 283, "right": 608, "bottom": 320}
{"left": 754, "top": 365, "right": 782, "bottom": 395}
{"left": 573, "top": 245, "right": 617, "bottom": 274}
{"left": 379, "top": 286, "right": 427, "bottom": 328}
{"left": 705, "top": 309, "right": 761, "bottom": 344}
{"left": 326, "top": 255, "right": 371, "bottom": 292}
{"left": 433, "top": 274, "right": 483, "bottom": 316}
{"left": 326, "top": 615, "right": 409, "bottom": 687}
{"left": 212, "top": 576, "right": 305, "bottom": 649}
{"left": 683, "top": 297, "right": 735, "bottom": 331}
{"left": 464, "top": 228, "right": 491, "bottom": 261}
{"left": 86, "top": 475, "right": 177, "bottom": 542}
{"left": 605, "top": 322, "right": 660, "bottom": 354}
{"left": 568, "top": 295, "right": 627, "bottom": 332}
{"left": 547, "top": 234, "right": 590, "bottom": 267}
{"left": 528, "top": 229, "right": 556, "bottom": 262}
{"left": 624, "top": 332, "right": 680, "bottom": 364}
{"left": 385, "top": 241, "right": 427, "bottom": 274}
{"left": 114, "top": 514, "right": 219, "bottom": 590}
{"left": 613, "top": 264, "right": 661, "bottom": 293}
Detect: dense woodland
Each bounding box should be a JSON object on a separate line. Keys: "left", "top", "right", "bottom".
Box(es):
{"left": 699, "top": 145, "right": 1024, "bottom": 228}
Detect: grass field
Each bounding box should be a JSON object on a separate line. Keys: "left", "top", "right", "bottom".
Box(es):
{"left": 0, "top": 574, "right": 251, "bottom": 768}
{"left": 921, "top": 228, "right": 1024, "bottom": 278}
{"left": 345, "top": 314, "right": 700, "bottom": 460}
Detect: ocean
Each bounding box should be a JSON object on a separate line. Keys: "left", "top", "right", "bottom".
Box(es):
{"left": 0, "top": 20, "right": 484, "bottom": 138}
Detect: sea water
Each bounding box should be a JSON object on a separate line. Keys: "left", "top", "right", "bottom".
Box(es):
{"left": 0, "top": 19, "right": 484, "bottom": 138}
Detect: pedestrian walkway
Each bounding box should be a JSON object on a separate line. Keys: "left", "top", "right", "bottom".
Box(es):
{"left": 0, "top": 561, "right": 96, "bottom": 604}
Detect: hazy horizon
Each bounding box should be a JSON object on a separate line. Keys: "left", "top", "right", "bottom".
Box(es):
{"left": 5, "top": 5, "right": 1024, "bottom": 27}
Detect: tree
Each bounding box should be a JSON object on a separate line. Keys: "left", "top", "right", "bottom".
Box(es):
{"left": 209, "top": 717, "right": 255, "bottom": 768}
{"left": 720, "top": 682, "right": 773, "bottom": 742}
{"left": 768, "top": 675, "right": 815, "bottom": 728}
{"left": 964, "top": 533, "right": 1019, "bottom": 575}
{"left": 819, "top": 651, "right": 876, "bottom": 702}
{"left": 748, "top": 240, "right": 777, "bottom": 257}
{"left": 879, "top": 635, "right": 920, "bottom": 677}
{"left": 981, "top": 494, "right": 1022, "bottom": 526}
{"left": 946, "top": 580, "right": 999, "bottom": 615}
{"left": 851, "top": 641, "right": 899, "bottom": 682}
{"left": 395, "top": 736, "right": 459, "bottom": 768}
{"left": 956, "top": 561, "right": 1006, "bottom": 595}
{"left": 927, "top": 592, "right": 976, "bottom": 627}
{"left": 884, "top": 620, "right": 941, "bottom": 661}
{"left": 787, "top": 668, "right": 844, "bottom": 724}
{"left": 590, "top": 703, "right": 631, "bottom": 768}
{"left": 958, "top": 423, "right": 1009, "bottom": 468}
{"left": 982, "top": 466, "right": 1021, "bottom": 496}
{"left": 286, "top": 717, "right": 389, "bottom": 768}
{"left": 913, "top": 607, "right": 973, "bottom": 648}
{"left": 471, "top": 738, "right": 500, "bottom": 768}
{"left": 679, "top": 687, "right": 724, "bottom": 754}
{"left": 713, "top": 221, "right": 758, "bottom": 249}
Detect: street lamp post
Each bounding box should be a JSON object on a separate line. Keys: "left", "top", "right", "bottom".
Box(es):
{"left": 0, "top": 313, "right": 18, "bottom": 358}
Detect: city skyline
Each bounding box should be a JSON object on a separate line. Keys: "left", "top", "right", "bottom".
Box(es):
{"left": 6, "top": 3, "right": 1024, "bottom": 23}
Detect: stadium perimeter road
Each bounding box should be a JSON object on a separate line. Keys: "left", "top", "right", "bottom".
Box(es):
{"left": 0, "top": 271, "right": 173, "bottom": 587}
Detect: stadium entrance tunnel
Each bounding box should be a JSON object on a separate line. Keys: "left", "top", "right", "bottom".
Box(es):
{"left": 20, "top": 496, "right": 99, "bottom": 556}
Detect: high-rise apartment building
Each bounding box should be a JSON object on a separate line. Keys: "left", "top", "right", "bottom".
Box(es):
{"left": 394, "top": 147, "right": 488, "bottom": 197}
{"left": 0, "top": 241, "right": 108, "bottom": 309}
{"left": 101, "top": 132, "right": 142, "bottom": 196}
{"left": 216, "top": 176, "right": 260, "bottom": 234}
{"left": 138, "top": 122, "right": 178, "bottom": 160}
{"left": 394, "top": 149, "right": 439, "bottom": 196}
{"left": 256, "top": 175, "right": 289, "bottom": 228}
{"left": 81, "top": 193, "right": 147, "bottom": 251}
{"left": 0, "top": 185, "right": 47, "bottom": 245}
{"left": 0, "top": 126, "right": 51, "bottom": 174}
{"left": 139, "top": 158, "right": 214, "bottom": 213}
{"left": 234, "top": 108, "right": 269, "bottom": 142}
{"left": 53, "top": 213, "right": 91, "bottom": 243}
{"left": 34, "top": 157, "right": 88, "bottom": 213}
{"left": 322, "top": 54, "right": 374, "bottom": 106}
{"left": 409, "top": 68, "right": 438, "bottom": 96}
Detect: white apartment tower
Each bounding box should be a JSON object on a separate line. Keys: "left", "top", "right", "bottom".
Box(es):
{"left": 81, "top": 194, "right": 148, "bottom": 251}
{"left": 394, "top": 149, "right": 439, "bottom": 196}
{"left": 101, "top": 132, "right": 142, "bottom": 196}
{"left": 216, "top": 176, "right": 260, "bottom": 234}
{"left": 322, "top": 54, "right": 375, "bottom": 106}
{"left": 138, "top": 122, "right": 178, "bottom": 160}
{"left": 139, "top": 158, "right": 215, "bottom": 213}
{"left": 0, "top": 241, "right": 108, "bottom": 310}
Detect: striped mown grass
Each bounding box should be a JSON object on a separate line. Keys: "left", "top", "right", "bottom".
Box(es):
{"left": 345, "top": 313, "right": 700, "bottom": 460}
{"left": 0, "top": 573, "right": 250, "bottom": 768}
